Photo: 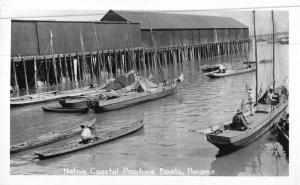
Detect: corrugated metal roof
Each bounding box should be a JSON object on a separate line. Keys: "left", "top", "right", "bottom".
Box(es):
{"left": 101, "top": 10, "right": 248, "bottom": 29}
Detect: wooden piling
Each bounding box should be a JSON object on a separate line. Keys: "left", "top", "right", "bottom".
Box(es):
{"left": 63, "top": 54, "right": 69, "bottom": 81}
{"left": 52, "top": 55, "right": 58, "bottom": 85}
{"left": 58, "top": 55, "right": 63, "bottom": 83}
{"left": 33, "top": 56, "right": 38, "bottom": 88}
{"left": 12, "top": 59, "right": 19, "bottom": 91}
{"left": 22, "top": 58, "right": 29, "bottom": 91}
{"left": 44, "top": 57, "right": 49, "bottom": 85}
{"left": 69, "top": 54, "right": 74, "bottom": 81}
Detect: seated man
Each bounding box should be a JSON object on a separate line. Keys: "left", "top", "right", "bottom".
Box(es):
{"left": 218, "top": 64, "right": 226, "bottom": 73}
{"left": 80, "top": 125, "right": 95, "bottom": 144}
{"left": 266, "top": 87, "right": 279, "bottom": 105}
{"left": 231, "top": 109, "right": 249, "bottom": 131}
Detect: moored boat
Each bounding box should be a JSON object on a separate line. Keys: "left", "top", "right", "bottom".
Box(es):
{"left": 42, "top": 106, "right": 89, "bottom": 113}
{"left": 200, "top": 64, "right": 222, "bottom": 72}
{"left": 10, "top": 119, "right": 96, "bottom": 154}
{"left": 206, "top": 88, "right": 288, "bottom": 152}
{"left": 34, "top": 120, "right": 144, "bottom": 159}
{"left": 87, "top": 74, "right": 184, "bottom": 113}
{"left": 206, "top": 66, "right": 255, "bottom": 79}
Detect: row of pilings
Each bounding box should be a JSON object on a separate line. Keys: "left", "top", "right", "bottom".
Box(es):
{"left": 11, "top": 40, "right": 250, "bottom": 94}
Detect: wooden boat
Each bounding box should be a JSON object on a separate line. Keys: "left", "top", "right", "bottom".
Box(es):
{"left": 10, "top": 119, "right": 96, "bottom": 154}
{"left": 206, "top": 11, "right": 289, "bottom": 154}
{"left": 34, "top": 120, "right": 144, "bottom": 159}
{"left": 200, "top": 64, "right": 222, "bottom": 72}
{"left": 206, "top": 88, "right": 288, "bottom": 152}
{"left": 206, "top": 66, "right": 256, "bottom": 79}
{"left": 87, "top": 74, "right": 184, "bottom": 113}
{"left": 42, "top": 106, "right": 89, "bottom": 113}
{"left": 10, "top": 87, "right": 102, "bottom": 107}
{"left": 58, "top": 97, "right": 88, "bottom": 108}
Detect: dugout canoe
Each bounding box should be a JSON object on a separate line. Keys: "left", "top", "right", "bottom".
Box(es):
{"left": 206, "top": 66, "right": 256, "bottom": 79}
{"left": 206, "top": 88, "right": 288, "bottom": 153}
{"left": 42, "top": 106, "right": 89, "bottom": 113}
{"left": 34, "top": 120, "right": 144, "bottom": 159}
{"left": 10, "top": 119, "right": 96, "bottom": 154}
{"left": 87, "top": 74, "right": 183, "bottom": 113}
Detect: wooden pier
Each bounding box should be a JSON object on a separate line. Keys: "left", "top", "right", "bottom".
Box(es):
{"left": 11, "top": 40, "right": 250, "bottom": 93}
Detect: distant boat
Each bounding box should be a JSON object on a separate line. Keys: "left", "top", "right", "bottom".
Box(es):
{"left": 200, "top": 64, "right": 223, "bottom": 72}
{"left": 260, "top": 59, "right": 272, "bottom": 63}
{"left": 206, "top": 66, "right": 256, "bottom": 79}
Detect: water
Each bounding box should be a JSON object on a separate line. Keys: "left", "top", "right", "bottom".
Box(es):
{"left": 10, "top": 43, "right": 289, "bottom": 175}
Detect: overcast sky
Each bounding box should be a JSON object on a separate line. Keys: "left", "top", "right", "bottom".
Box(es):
{"left": 11, "top": 9, "right": 289, "bottom": 35}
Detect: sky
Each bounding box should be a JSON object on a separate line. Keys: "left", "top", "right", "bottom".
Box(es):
{"left": 10, "top": 9, "right": 289, "bottom": 35}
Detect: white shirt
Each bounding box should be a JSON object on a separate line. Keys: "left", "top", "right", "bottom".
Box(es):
{"left": 81, "top": 128, "right": 92, "bottom": 138}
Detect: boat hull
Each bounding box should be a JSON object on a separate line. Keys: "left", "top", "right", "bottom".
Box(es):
{"left": 88, "top": 83, "right": 177, "bottom": 113}
{"left": 206, "top": 100, "right": 288, "bottom": 153}
{"left": 42, "top": 106, "right": 89, "bottom": 113}
{"left": 59, "top": 98, "right": 87, "bottom": 108}
{"left": 34, "top": 120, "right": 144, "bottom": 159}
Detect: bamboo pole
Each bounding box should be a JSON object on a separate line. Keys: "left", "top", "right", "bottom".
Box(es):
{"left": 22, "top": 58, "right": 29, "bottom": 91}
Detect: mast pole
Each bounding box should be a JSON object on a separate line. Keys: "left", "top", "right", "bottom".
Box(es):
{"left": 253, "top": 10, "right": 258, "bottom": 105}
{"left": 272, "top": 10, "right": 275, "bottom": 89}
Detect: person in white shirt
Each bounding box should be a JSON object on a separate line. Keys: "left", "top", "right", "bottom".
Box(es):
{"left": 247, "top": 88, "right": 255, "bottom": 116}
{"left": 80, "top": 125, "right": 95, "bottom": 144}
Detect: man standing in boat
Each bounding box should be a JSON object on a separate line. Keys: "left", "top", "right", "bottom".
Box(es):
{"left": 247, "top": 88, "right": 255, "bottom": 116}
{"left": 231, "top": 109, "right": 249, "bottom": 131}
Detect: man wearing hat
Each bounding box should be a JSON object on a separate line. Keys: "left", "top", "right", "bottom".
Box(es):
{"left": 247, "top": 88, "right": 255, "bottom": 116}
{"left": 231, "top": 109, "right": 249, "bottom": 131}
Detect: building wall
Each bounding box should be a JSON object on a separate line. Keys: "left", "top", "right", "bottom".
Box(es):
{"left": 11, "top": 20, "right": 142, "bottom": 57}
{"left": 140, "top": 28, "right": 249, "bottom": 48}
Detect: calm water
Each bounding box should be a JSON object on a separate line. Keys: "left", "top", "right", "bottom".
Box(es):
{"left": 10, "top": 43, "right": 289, "bottom": 175}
